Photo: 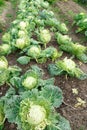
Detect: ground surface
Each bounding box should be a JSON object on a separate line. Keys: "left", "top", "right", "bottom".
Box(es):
{"left": 0, "top": 0, "right": 87, "bottom": 130}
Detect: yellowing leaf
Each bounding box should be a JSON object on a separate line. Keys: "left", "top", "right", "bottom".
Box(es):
{"left": 75, "top": 97, "right": 86, "bottom": 108}
{"left": 72, "top": 88, "right": 78, "bottom": 95}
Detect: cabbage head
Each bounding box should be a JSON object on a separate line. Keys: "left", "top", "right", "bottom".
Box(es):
{"left": 2, "top": 32, "right": 11, "bottom": 43}
{"left": 15, "top": 37, "right": 30, "bottom": 49}
{"left": 38, "top": 29, "right": 51, "bottom": 48}
{"left": 0, "top": 44, "right": 11, "bottom": 55}
{"left": 57, "top": 23, "right": 68, "bottom": 34}
{"left": 27, "top": 45, "right": 41, "bottom": 60}
{"left": 18, "top": 21, "right": 29, "bottom": 30}
{"left": 19, "top": 98, "right": 49, "bottom": 130}
{"left": 22, "top": 71, "right": 38, "bottom": 90}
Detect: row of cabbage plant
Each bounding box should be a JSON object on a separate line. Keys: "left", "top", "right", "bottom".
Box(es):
{"left": 0, "top": 0, "right": 71, "bottom": 130}
{"left": 74, "top": 12, "right": 87, "bottom": 37}
{"left": 0, "top": 65, "right": 71, "bottom": 130}
{"left": 0, "top": 0, "right": 68, "bottom": 64}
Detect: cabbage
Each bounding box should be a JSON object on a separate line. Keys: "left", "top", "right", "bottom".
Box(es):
{"left": 56, "top": 57, "right": 87, "bottom": 79}
{"left": 21, "top": 68, "right": 39, "bottom": 90}
{"left": 56, "top": 32, "right": 72, "bottom": 45}
{"left": 19, "top": 21, "right": 29, "bottom": 30}
{"left": 19, "top": 99, "right": 47, "bottom": 130}
{"left": 59, "top": 42, "right": 87, "bottom": 63}
{"left": 0, "top": 69, "right": 9, "bottom": 86}
{"left": 3, "top": 77, "right": 71, "bottom": 130}
{"left": 18, "top": 30, "right": 28, "bottom": 38}
{"left": 0, "top": 59, "right": 22, "bottom": 86}
{"left": 48, "top": 57, "right": 87, "bottom": 80}
{"left": 22, "top": 76, "right": 38, "bottom": 90}
{"left": 0, "top": 44, "right": 11, "bottom": 55}
{"left": 57, "top": 23, "right": 68, "bottom": 34}
{"left": 28, "top": 105, "right": 46, "bottom": 125}
{"left": 15, "top": 37, "right": 30, "bottom": 49}
{"left": 27, "top": 45, "right": 41, "bottom": 60}
{"left": 41, "top": 46, "right": 62, "bottom": 62}
{"left": 38, "top": 29, "right": 51, "bottom": 48}
{"left": 2, "top": 32, "right": 11, "bottom": 43}
{"left": 57, "top": 57, "right": 76, "bottom": 71}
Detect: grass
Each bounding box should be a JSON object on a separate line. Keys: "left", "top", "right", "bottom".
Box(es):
{"left": 0, "top": 0, "right": 5, "bottom": 7}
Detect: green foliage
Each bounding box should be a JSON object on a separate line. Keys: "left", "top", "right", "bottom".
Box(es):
{"left": 55, "top": 32, "right": 87, "bottom": 63}
{"left": 48, "top": 57, "right": 87, "bottom": 80}
{"left": 60, "top": 42, "right": 87, "bottom": 63}
{"left": 10, "top": 65, "right": 55, "bottom": 92}
{"left": 2, "top": 32, "right": 11, "bottom": 43}
{"left": 37, "top": 28, "right": 51, "bottom": 48}
{"left": 44, "top": 0, "right": 57, "bottom": 4}
{"left": 55, "top": 32, "right": 72, "bottom": 45}
{"left": 0, "top": 84, "right": 71, "bottom": 130}
{"left": 0, "top": 56, "right": 22, "bottom": 86}
{"left": 0, "top": 0, "right": 5, "bottom": 6}
{"left": 0, "top": 44, "right": 12, "bottom": 55}
{"left": 37, "top": 46, "right": 63, "bottom": 63}
{"left": 0, "top": 56, "right": 8, "bottom": 70}
{"left": 27, "top": 45, "right": 41, "bottom": 60}
{"left": 17, "top": 56, "right": 30, "bottom": 65}
{"left": 0, "top": 101, "right": 5, "bottom": 126}
{"left": 74, "top": 13, "right": 87, "bottom": 36}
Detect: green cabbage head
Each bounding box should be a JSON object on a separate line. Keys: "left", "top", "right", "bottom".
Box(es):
{"left": 19, "top": 98, "right": 50, "bottom": 130}
{"left": 22, "top": 76, "right": 38, "bottom": 90}
{"left": 2, "top": 32, "right": 11, "bottom": 43}
{"left": 15, "top": 37, "right": 30, "bottom": 49}
{"left": 39, "top": 29, "right": 51, "bottom": 48}
{"left": 0, "top": 44, "right": 11, "bottom": 55}
{"left": 27, "top": 45, "right": 41, "bottom": 60}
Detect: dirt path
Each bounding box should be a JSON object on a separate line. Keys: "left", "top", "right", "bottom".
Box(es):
{"left": 57, "top": 0, "right": 87, "bottom": 22}
{"left": 0, "top": 1, "right": 18, "bottom": 44}
{"left": 54, "top": 1, "right": 87, "bottom": 130}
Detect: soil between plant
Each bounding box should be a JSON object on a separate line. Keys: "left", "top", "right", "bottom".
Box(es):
{"left": 0, "top": 0, "right": 87, "bottom": 130}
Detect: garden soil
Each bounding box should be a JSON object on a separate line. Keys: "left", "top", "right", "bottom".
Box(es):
{"left": 0, "top": 0, "right": 87, "bottom": 130}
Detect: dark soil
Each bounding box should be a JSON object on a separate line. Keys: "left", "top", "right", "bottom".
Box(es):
{"left": 0, "top": 0, "right": 87, "bottom": 130}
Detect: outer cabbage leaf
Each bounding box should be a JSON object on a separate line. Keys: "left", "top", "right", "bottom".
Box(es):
{"left": 46, "top": 113, "right": 71, "bottom": 130}
{"left": 40, "top": 85, "right": 63, "bottom": 108}
{"left": 3, "top": 84, "right": 71, "bottom": 130}
{"left": 0, "top": 56, "right": 8, "bottom": 70}
{"left": 0, "top": 101, "right": 5, "bottom": 126}
{"left": 17, "top": 56, "right": 30, "bottom": 65}
{"left": 48, "top": 64, "right": 63, "bottom": 76}
{"left": 0, "top": 69, "right": 10, "bottom": 86}
{"left": 8, "top": 65, "right": 22, "bottom": 77}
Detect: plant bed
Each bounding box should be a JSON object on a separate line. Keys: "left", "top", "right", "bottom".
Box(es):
{"left": 0, "top": 0, "right": 87, "bottom": 130}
